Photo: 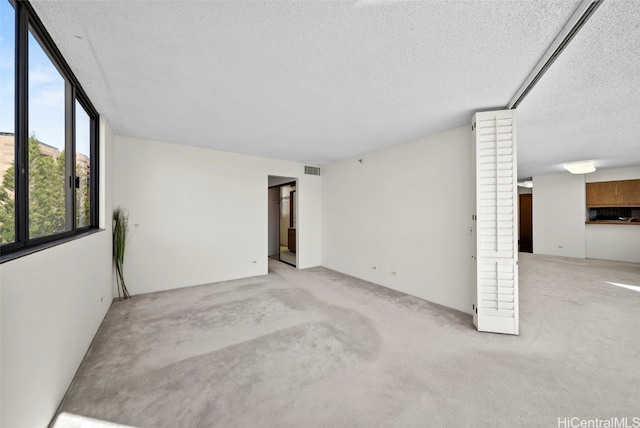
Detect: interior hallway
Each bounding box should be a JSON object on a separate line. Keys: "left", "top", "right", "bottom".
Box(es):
{"left": 55, "top": 254, "right": 640, "bottom": 427}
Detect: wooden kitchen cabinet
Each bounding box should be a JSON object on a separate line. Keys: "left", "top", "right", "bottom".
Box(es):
{"left": 586, "top": 179, "right": 640, "bottom": 207}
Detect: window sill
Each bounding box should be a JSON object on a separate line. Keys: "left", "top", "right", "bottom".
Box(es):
{"left": 0, "top": 228, "right": 105, "bottom": 264}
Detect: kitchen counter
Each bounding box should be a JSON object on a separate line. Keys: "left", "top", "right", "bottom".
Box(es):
{"left": 585, "top": 220, "right": 640, "bottom": 225}
{"left": 586, "top": 223, "right": 640, "bottom": 263}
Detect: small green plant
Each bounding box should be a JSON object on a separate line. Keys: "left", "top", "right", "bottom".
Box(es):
{"left": 113, "top": 207, "right": 131, "bottom": 300}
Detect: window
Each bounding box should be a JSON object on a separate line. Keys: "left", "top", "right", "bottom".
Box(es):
{"left": 75, "top": 100, "right": 92, "bottom": 228}
{"left": 0, "top": 1, "right": 16, "bottom": 244}
{"left": 0, "top": 0, "right": 99, "bottom": 258}
{"left": 28, "top": 29, "right": 68, "bottom": 239}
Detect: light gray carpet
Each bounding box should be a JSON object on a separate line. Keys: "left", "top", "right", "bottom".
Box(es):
{"left": 55, "top": 254, "right": 640, "bottom": 427}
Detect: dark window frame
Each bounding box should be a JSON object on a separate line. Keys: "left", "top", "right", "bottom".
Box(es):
{"left": 1, "top": 0, "right": 99, "bottom": 259}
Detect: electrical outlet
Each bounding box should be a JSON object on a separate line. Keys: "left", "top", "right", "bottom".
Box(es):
{"left": 252, "top": 260, "right": 257, "bottom": 264}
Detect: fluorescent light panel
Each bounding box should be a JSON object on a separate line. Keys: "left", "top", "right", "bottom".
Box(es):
{"left": 563, "top": 160, "right": 596, "bottom": 174}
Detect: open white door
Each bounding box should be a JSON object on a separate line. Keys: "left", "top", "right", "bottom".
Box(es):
{"left": 472, "top": 110, "right": 519, "bottom": 335}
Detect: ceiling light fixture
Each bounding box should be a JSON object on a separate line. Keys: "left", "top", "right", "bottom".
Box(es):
{"left": 563, "top": 160, "right": 596, "bottom": 174}
{"left": 517, "top": 181, "right": 533, "bottom": 188}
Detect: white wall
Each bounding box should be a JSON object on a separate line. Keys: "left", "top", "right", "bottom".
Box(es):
{"left": 532, "top": 173, "right": 586, "bottom": 258}
{"left": 322, "top": 125, "right": 474, "bottom": 314}
{"left": 585, "top": 166, "right": 640, "bottom": 183}
{"left": 586, "top": 225, "right": 640, "bottom": 263}
{"left": 0, "top": 117, "right": 115, "bottom": 428}
{"left": 114, "top": 136, "right": 321, "bottom": 295}
{"left": 586, "top": 166, "right": 640, "bottom": 263}
{"left": 518, "top": 187, "right": 532, "bottom": 195}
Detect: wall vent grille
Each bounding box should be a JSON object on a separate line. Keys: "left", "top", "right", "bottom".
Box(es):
{"left": 305, "top": 166, "right": 320, "bottom": 176}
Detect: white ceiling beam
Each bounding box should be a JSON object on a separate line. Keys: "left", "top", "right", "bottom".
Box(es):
{"left": 507, "top": 0, "right": 603, "bottom": 109}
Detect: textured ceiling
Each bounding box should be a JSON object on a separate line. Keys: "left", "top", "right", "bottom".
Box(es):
{"left": 34, "top": 0, "right": 639, "bottom": 178}
{"left": 517, "top": 0, "right": 640, "bottom": 179}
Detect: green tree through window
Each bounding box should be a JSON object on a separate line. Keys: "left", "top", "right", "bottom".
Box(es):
{"left": 28, "top": 135, "right": 66, "bottom": 238}
{"left": 0, "top": 163, "right": 15, "bottom": 244}
{"left": 0, "top": 135, "right": 70, "bottom": 243}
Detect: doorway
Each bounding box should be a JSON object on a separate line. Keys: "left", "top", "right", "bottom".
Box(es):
{"left": 519, "top": 193, "right": 533, "bottom": 253}
{"left": 268, "top": 176, "right": 297, "bottom": 267}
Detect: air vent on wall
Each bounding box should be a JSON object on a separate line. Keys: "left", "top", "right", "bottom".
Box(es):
{"left": 305, "top": 166, "right": 320, "bottom": 176}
